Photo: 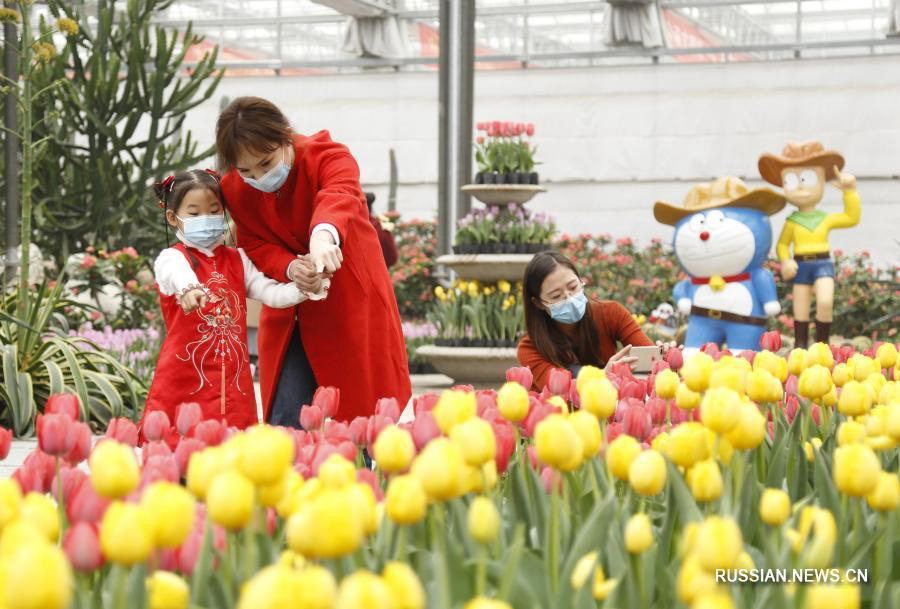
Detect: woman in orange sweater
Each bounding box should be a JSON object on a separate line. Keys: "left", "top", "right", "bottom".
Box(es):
{"left": 517, "top": 250, "right": 657, "bottom": 391}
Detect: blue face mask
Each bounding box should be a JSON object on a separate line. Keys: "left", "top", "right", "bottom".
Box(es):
{"left": 178, "top": 214, "right": 226, "bottom": 249}
{"left": 241, "top": 147, "right": 291, "bottom": 193}
{"left": 548, "top": 291, "right": 588, "bottom": 324}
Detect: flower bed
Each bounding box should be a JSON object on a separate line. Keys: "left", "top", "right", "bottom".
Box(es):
{"left": 0, "top": 339, "right": 897, "bottom": 608}
{"left": 428, "top": 280, "right": 525, "bottom": 347}
{"left": 68, "top": 324, "right": 162, "bottom": 387}
{"left": 452, "top": 204, "right": 555, "bottom": 254}
{"left": 473, "top": 120, "right": 540, "bottom": 184}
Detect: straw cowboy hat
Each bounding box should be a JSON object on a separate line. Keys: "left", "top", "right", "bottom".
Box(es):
{"left": 653, "top": 176, "right": 786, "bottom": 226}
{"left": 758, "top": 140, "right": 845, "bottom": 187}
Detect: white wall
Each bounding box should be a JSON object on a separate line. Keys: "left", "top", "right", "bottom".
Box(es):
{"left": 182, "top": 55, "right": 900, "bottom": 264}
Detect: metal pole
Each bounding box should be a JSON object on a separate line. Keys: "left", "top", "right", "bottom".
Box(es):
{"left": 455, "top": 0, "right": 475, "bottom": 221}
{"left": 3, "top": 5, "right": 19, "bottom": 288}
{"left": 437, "top": 0, "right": 451, "bottom": 257}
{"left": 794, "top": 0, "right": 802, "bottom": 59}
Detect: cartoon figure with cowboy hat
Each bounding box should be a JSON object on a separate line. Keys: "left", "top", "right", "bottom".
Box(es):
{"left": 654, "top": 177, "right": 786, "bottom": 356}
{"left": 758, "top": 140, "right": 860, "bottom": 348}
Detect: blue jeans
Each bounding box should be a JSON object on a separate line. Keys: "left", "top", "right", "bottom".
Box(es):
{"left": 794, "top": 259, "right": 834, "bottom": 285}
{"left": 268, "top": 324, "right": 317, "bottom": 429}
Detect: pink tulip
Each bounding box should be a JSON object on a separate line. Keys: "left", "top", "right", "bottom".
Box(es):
{"left": 759, "top": 331, "right": 782, "bottom": 352}
{"left": 299, "top": 405, "right": 324, "bottom": 431}
{"left": 785, "top": 375, "right": 798, "bottom": 397}
{"left": 365, "top": 414, "right": 392, "bottom": 449}
{"left": 192, "top": 419, "right": 226, "bottom": 447}
{"left": 522, "top": 400, "right": 554, "bottom": 438}
{"left": 51, "top": 466, "right": 87, "bottom": 505}
{"left": 64, "top": 422, "right": 92, "bottom": 465}
{"left": 411, "top": 411, "right": 440, "bottom": 451}
{"left": 526, "top": 123, "right": 535, "bottom": 137}
{"left": 68, "top": 479, "right": 110, "bottom": 524}
{"left": 37, "top": 413, "right": 74, "bottom": 457}
{"left": 475, "top": 390, "right": 498, "bottom": 417}
{"left": 620, "top": 379, "right": 647, "bottom": 401}
{"left": 665, "top": 348, "right": 684, "bottom": 371}
{"left": 357, "top": 468, "right": 385, "bottom": 501}
{"left": 412, "top": 393, "right": 440, "bottom": 417}
{"left": 451, "top": 384, "right": 475, "bottom": 393}
{"left": 142, "top": 440, "right": 173, "bottom": 465}
{"left": 0, "top": 426, "right": 12, "bottom": 460}
{"left": 45, "top": 393, "right": 80, "bottom": 421}
{"left": 375, "top": 397, "right": 401, "bottom": 423}
{"left": 541, "top": 467, "right": 563, "bottom": 494}
{"left": 349, "top": 417, "right": 369, "bottom": 446}
{"left": 174, "top": 437, "right": 206, "bottom": 478}
{"left": 701, "top": 343, "right": 720, "bottom": 358}
{"left": 605, "top": 422, "right": 623, "bottom": 444}
{"left": 312, "top": 387, "right": 340, "bottom": 420}
{"left": 175, "top": 402, "right": 202, "bottom": 437}
{"left": 142, "top": 411, "right": 170, "bottom": 442}
{"left": 738, "top": 350, "right": 756, "bottom": 365}
{"left": 547, "top": 368, "right": 572, "bottom": 396}
{"left": 64, "top": 523, "right": 104, "bottom": 572}
{"left": 621, "top": 404, "right": 652, "bottom": 440}
{"left": 140, "top": 455, "right": 180, "bottom": 488}
{"left": 505, "top": 366, "right": 534, "bottom": 390}
{"left": 646, "top": 397, "right": 667, "bottom": 425}
{"left": 492, "top": 419, "right": 516, "bottom": 473}
{"left": 105, "top": 418, "right": 138, "bottom": 447}
{"left": 323, "top": 421, "right": 352, "bottom": 445}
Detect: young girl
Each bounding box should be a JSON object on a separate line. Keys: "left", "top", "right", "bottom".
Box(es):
{"left": 140, "top": 169, "right": 327, "bottom": 435}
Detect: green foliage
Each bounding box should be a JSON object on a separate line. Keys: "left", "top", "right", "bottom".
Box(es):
{"left": 455, "top": 204, "right": 556, "bottom": 247}
{"left": 387, "top": 212, "right": 439, "bottom": 320}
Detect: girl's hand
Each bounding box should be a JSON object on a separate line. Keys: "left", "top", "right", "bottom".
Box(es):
{"left": 180, "top": 288, "right": 207, "bottom": 313}
{"left": 309, "top": 230, "right": 343, "bottom": 274}
{"left": 605, "top": 344, "right": 638, "bottom": 370}
{"left": 289, "top": 256, "right": 329, "bottom": 293}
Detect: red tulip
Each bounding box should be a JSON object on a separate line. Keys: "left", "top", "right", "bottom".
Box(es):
{"left": 547, "top": 368, "right": 572, "bottom": 396}
{"left": 620, "top": 379, "right": 647, "bottom": 401}
{"left": 375, "top": 398, "right": 401, "bottom": 423}
{"left": 45, "top": 393, "right": 80, "bottom": 421}
{"left": 475, "top": 390, "right": 498, "bottom": 417}
{"left": 67, "top": 478, "right": 110, "bottom": 524}
{"left": 783, "top": 395, "right": 799, "bottom": 423}
{"left": 541, "top": 467, "right": 563, "bottom": 494}
{"left": 0, "top": 426, "right": 12, "bottom": 460}
{"left": 491, "top": 120, "right": 501, "bottom": 134}
{"left": 646, "top": 397, "right": 667, "bottom": 425}
{"left": 105, "top": 417, "right": 138, "bottom": 447}
{"left": 621, "top": 404, "right": 652, "bottom": 441}
{"left": 411, "top": 411, "right": 440, "bottom": 451}
{"left": 175, "top": 402, "right": 202, "bottom": 437}
{"left": 37, "top": 413, "right": 74, "bottom": 457}
{"left": 142, "top": 411, "right": 171, "bottom": 442}
{"left": 365, "top": 414, "right": 392, "bottom": 449}
{"left": 505, "top": 366, "right": 534, "bottom": 390}
{"left": 192, "top": 419, "right": 226, "bottom": 447}
{"left": 784, "top": 375, "right": 798, "bottom": 397}
{"left": 13, "top": 449, "right": 56, "bottom": 494}
{"left": 63, "top": 422, "right": 92, "bottom": 465}
{"left": 568, "top": 380, "right": 580, "bottom": 409}
{"left": 651, "top": 360, "right": 670, "bottom": 375}
{"left": 701, "top": 343, "right": 720, "bottom": 357}
{"left": 605, "top": 421, "right": 623, "bottom": 444}
{"left": 491, "top": 419, "right": 516, "bottom": 473}
{"left": 312, "top": 387, "right": 340, "bottom": 420}
{"left": 811, "top": 405, "right": 821, "bottom": 426}
{"left": 299, "top": 405, "right": 324, "bottom": 431}
{"left": 357, "top": 468, "right": 385, "bottom": 501}
{"left": 451, "top": 384, "right": 475, "bottom": 393}
{"left": 64, "top": 522, "right": 104, "bottom": 572}
{"left": 412, "top": 393, "right": 439, "bottom": 417}
{"left": 759, "top": 331, "right": 782, "bottom": 352}
{"left": 174, "top": 437, "right": 206, "bottom": 478}
{"left": 142, "top": 440, "right": 173, "bottom": 465}
{"left": 738, "top": 350, "right": 756, "bottom": 365}
{"left": 158, "top": 548, "right": 179, "bottom": 573}
{"left": 51, "top": 466, "right": 87, "bottom": 505}
{"left": 522, "top": 400, "right": 554, "bottom": 438}
{"left": 526, "top": 123, "right": 535, "bottom": 136}
{"left": 665, "top": 347, "right": 684, "bottom": 371}
{"left": 349, "top": 417, "right": 369, "bottom": 446}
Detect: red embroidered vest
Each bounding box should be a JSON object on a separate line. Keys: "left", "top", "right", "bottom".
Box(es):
{"left": 141, "top": 244, "right": 258, "bottom": 434}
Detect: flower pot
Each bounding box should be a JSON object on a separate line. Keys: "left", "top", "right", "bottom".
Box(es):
{"left": 503, "top": 172, "right": 516, "bottom": 184}
{"left": 475, "top": 171, "right": 484, "bottom": 184}
{"left": 434, "top": 338, "right": 446, "bottom": 347}
{"left": 515, "top": 243, "right": 527, "bottom": 254}
{"left": 452, "top": 245, "right": 461, "bottom": 254}
{"left": 517, "top": 171, "right": 528, "bottom": 184}
{"left": 481, "top": 172, "right": 494, "bottom": 185}
{"left": 491, "top": 172, "right": 501, "bottom": 184}
{"left": 502, "top": 243, "right": 515, "bottom": 254}
{"left": 529, "top": 172, "right": 539, "bottom": 185}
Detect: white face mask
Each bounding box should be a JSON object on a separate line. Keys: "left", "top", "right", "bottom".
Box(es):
{"left": 241, "top": 147, "right": 291, "bottom": 193}
{"left": 177, "top": 214, "right": 225, "bottom": 249}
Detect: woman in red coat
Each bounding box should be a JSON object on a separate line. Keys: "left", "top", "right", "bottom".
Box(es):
{"left": 216, "top": 97, "right": 411, "bottom": 425}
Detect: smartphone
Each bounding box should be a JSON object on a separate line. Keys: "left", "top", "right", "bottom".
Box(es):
{"left": 630, "top": 345, "right": 662, "bottom": 373}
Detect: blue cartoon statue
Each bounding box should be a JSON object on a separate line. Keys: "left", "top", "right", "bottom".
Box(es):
{"left": 653, "top": 177, "right": 787, "bottom": 355}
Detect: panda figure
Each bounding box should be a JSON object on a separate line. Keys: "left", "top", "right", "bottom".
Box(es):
{"left": 654, "top": 177, "right": 787, "bottom": 356}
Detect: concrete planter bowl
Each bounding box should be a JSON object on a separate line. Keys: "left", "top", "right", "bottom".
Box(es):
{"left": 435, "top": 253, "right": 534, "bottom": 284}
{"left": 461, "top": 184, "right": 546, "bottom": 206}
{"left": 415, "top": 345, "right": 519, "bottom": 384}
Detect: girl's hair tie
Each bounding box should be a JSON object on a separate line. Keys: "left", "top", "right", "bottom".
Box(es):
{"left": 203, "top": 168, "right": 221, "bottom": 183}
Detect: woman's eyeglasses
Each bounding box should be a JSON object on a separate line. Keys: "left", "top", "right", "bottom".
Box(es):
{"left": 541, "top": 281, "right": 585, "bottom": 307}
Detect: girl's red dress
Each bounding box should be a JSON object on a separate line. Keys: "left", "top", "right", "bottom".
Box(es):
{"left": 142, "top": 243, "right": 258, "bottom": 430}
{"left": 221, "top": 131, "right": 412, "bottom": 422}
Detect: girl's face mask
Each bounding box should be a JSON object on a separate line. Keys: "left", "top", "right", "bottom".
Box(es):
{"left": 546, "top": 290, "right": 588, "bottom": 324}
{"left": 177, "top": 214, "right": 226, "bottom": 249}
{"left": 241, "top": 146, "right": 291, "bottom": 193}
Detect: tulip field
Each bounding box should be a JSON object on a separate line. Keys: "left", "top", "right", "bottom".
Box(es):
{"left": 0, "top": 338, "right": 898, "bottom": 609}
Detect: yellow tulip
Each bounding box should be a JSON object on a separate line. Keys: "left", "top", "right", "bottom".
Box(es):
{"left": 681, "top": 352, "right": 713, "bottom": 392}
{"left": 628, "top": 449, "right": 667, "bottom": 496}
{"left": 100, "top": 501, "right": 153, "bottom": 565}
{"left": 877, "top": 382, "right": 897, "bottom": 406}
{"left": 568, "top": 410, "right": 602, "bottom": 459}
{"left": 700, "top": 387, "right": 741, "bottom": 434}
{"left": 497, "top": 382, "right": 529, "bottom": 422}
{"left": 580, "top": 378, "right": 618, "bottom": 419}
{"left": 759, "top": 488, "right": 790, "bottom": 526}
{"left": 787, "top": 348, "right": 808, "bottom": 376}
{"left": 655, "top": 369, "right": 679, "bottom": 399}
{"left": 282, "top": 477, "right": 321, "bottom": 518}
{"left": 373, "top": 425, "right": 416, "bottom": 473}
{"left": 412, "top": 438, "right": 466, "bottom": 501}
{"left": 607, "top": 434, "right": 642, "bottom": 480}
{"left": 89, "top": 440, "right": 139, "bottom": 500}
{"left": 464, "top": 598, "right": 513, "bottom": 609}
{"left": 695, "top": 516, "right": 743, "bottom": 571}
{"left": 833, "top": 444, "right": 881, "bottom": 497}
{"left": 0, "top": 520, "right": 45, "bottom": 560}
{"left": 0, "top": 479, "right": 22, "bottom": 530}
{"left": 709, "top": 365, "right": 746, "bottom": 395}
{"left": 798, "top": 365, "right": 833, "bottom": 400}
{"left": 347, "top": 482, "right": 378, "bottom": 536}
{"left": 886, "top": 403, "right": 900, "bottom": 440}
{"left": 805, "top": 583, "right": 860, "bottom": 609}
{"left": 574, "top": 365, "right": 604, "bottom": 394}
{"left": 876, "top": 342, "right": 897, "bottom": 369}
{"left": 836, "top": 421, "right": 867, "bottom": 446}
{"left": 207, "top": 470, "right": 255, "bottom": 531}
{"left": 866, "top": 471, "right": 899, "bottom": 512}
{"left": 433, "top": 390, "right": 476, "bottom": 434}
{"left": 849, "top": 355, "right": 877, "bottom": 382}
{"left": 688, "top": 460, "right": 723, "bottom": 502}
{"left": 822, "top": 385, "right": 838, "bottom": 408}
{"left": 592, "top": 565, "right": 618, "bottom": 600}
{"left": 803, "top": 437, "right": 823, "bottom": 462}
{"left": 677, "top": 555, "right": 719, "bottom": 605}
{"left": 237, "top": 425, "right": 294, "bottom": 486}
{"left": 747, "top": 369, "right": 776, "bottom": 403}
{"left": 467, "top": 496, "right": 500, "bottom": 544}
{"left": 383, "top": 562, "right": 426, "bottom": 609}
{"left": 318, "top": 454, "right": 357, "bottom": 490}
{"left": 694, "top": 593, "right": 737, "bottom": 609}
{"left": 725, "top": 400, "right": 766, "bottom": 450}
{"left": 186, "top": 447, "right": 227, "bottom": 501}
{"left": 651, "top": 432, "right": 669, "bottom": 454}
{"left": 259, "top": 469, "right": 293, "bottom": 509}
{"left": 571, "top": 551, "right": 598, "bottom": 589}
{"left": 296, "top": 566, "right": 338, "bottom": 609}
{"left": 665, "top": 422, "right": 708, "bottom": 469}
{"left": 147, "top": 571, "right": 189, "bottom": 609}
{"left": 141, "top": 482, "right": 196, "bottom": 549}
{"left": 236, "top": 565, "right": 304, "bottom": 609}
{"left": 807, "top": 342, "right": 834, "bottom": 368}
{"left": 450, "top": 417, "right": 496, "bottom": 467}
{"left": 384, "top": 474, "right": 426, "bottom": 526}
{"left": 754, "top": 350, "right": 788, "bottom": 382}
{"left": 675, "top": 383, "right": 701, "bottom": 411}
{"left": 624, "top": 513, "right": 653, "bottom": 554}
{"left": 2, "top": 540, "right": 73, "bottom": 609}
{"left": 535, "top": 414, "right": 582, "bottom": 472}
{"left": 288, "top": 488, "right": 365, "bottom": 559}
{"left": 832, "top": 363, "right": 852, "bottom": 387}
{"left": 464, "top": 461, "right": 498, "bottom": 494}
{"left": 19, "top": 493, "right": 59, "bottom": 542}
{"left": 335, "top": 570, "right": 394, "bottom": 609}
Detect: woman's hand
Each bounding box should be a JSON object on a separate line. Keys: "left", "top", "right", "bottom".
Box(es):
{"left": 289, "top": 256, "right": 328, "bottom": 293}
{"left": 605, "top": 344, "right": 638, "bottom": 370}
{"left": 309, "top": 230, "right": 343, "bottom": 274}
{"left": 179, "top": 288, "right": 207, "bottom": 313}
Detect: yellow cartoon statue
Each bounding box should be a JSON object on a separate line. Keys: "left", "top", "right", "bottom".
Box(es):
{"left": 758, "top": 140, "right": 860, "bottom": 348}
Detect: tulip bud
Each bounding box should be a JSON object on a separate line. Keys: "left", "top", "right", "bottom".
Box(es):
{"left": 300, "top": 404, "right": 325, "bottom": 431}
{"left": 607, "top": 434, "right": 642, "bottom": 480}
{"left": 411, "top": 438, "right": 466, "bottom": 501}
{"left": 535, "top": 414, "right": 582, "bottom": 472}
{"left": 20, "top": 491, "right": 60, "bottom": 542}
{"left": 64, "top": 422, "right": 92, "bottom": 465}
{"left": 2, "top": 538, "right": 73, "bottom": 609}
{"left": 100, "top": 501, "right": 154, "bottom": 565}
{"left": 580, "top": 378, "right": 618, "bottom": 419}
{"left": 105, "top": 417, "right": 138, "bottom": 447}
{"left": 45, "top": 392, "right": 80, "bottom": 420}
{"left": 866, "top": 471, "right": 899, "bottom": 512}
{"left": 237, "top": 425, "right": 295, "bottom": 486}
{"left": 174, "top": 402, "right": 202, "bottom": 437}
{"left": 147, "top": 571, "right": 190, "bottom": 609}
{"left": 207, "top": 469, "right": 255, "bottom": 531}
{"left": 497, "top": 382, "right": 529, "bottom": 422}
{"left": 505, "top": 366, "right": 534, "bottom": 391}
{"left": 875, "top": 342, "right": 897, "bottom": 369}
{"left": 666, "top": 347, "right": 684, "bottom": 371}
{"left": 837, "top": 380, "right": 872, "bottom": 417}
{"left": 37, "top": 413, "right": 74, "bottom": 457}
{"left": 0, "top": 426, "right": 11, "bottom": 460}
{"left": 654, "top": 369, "right": 679, "bottom": 399}
{"left": 681, "top": 352, "right": 713, "bottom": 393}
{"left": 335, "top": 571, "right": 394, "bottom": 609}
{"left": 547, "top": 368, "right": 572, "bottom": 396}
{"left": 433, "top": 390, "right": 477, "bottom": 435}
{"left": 450, "top": 417, "right": 496, "bottom": 467}
{"left": 695, "top": 516, "right": 743, "bottom": 571}
{"left": 383, "top": 561, "right": 426, "bottom": 609}
{"left": 787, "top": 349, "right": 808, "bottom": 376}
{"left": 385, "top": 474, "right": 427, "bottom": 525}
{"left": 628, "top": 449, "right": 666, "bottom": 496}
{"left": 664, "top": 422, "right": 708, "bottom": 468}
{"left": 700, "top": 387, "right": 741, "bottom": 434}
{"left": 89, "top": 440, "right": 139, "bottom": 500}
{"left": 688, "top": 460, "right": 723, "bottom": 502}
{"left": 569, "top": 411, "right": 602, "bottom": 459}
{"left": 467, "top": 496, "right": 500, "bottom": 544}
{"left": 759, "top": 331, "right": 782, "bottom": 352}
{"left": 236, "top": 565, "right": 304, "bottom": 609}
{"left": 624, "top": 513, "right": 653, "bottom": 554}
{"left": 575, "top": 365, "right": 605, "bottom": 395}
{"left": 725, "top": 401, "right": 766, "bottom": 450}
{"left": 141, "top": 481, "right": 196, "bottom": 549}
{"left": 759, "top": 488, "right": 790, "bottom": 526}
{"left": 63, "top": 522, "right": 104, "bottom": 572}
{"left": 836, "top": 420, "right": 867, "bottom": 446}
{"left": 373, "top": 425, "right": 416, "bottom": 473}
{"left": 312, "top": 386, "right": 340, "bottom": 419}
{"left": 411, "top": 411, "right": 441, "bottom": 451}
{"left": 833, "top": 443, "right": 880, "bottom": 497}
{"left": 143, "top": 411, "right": 171, "bottom": 442}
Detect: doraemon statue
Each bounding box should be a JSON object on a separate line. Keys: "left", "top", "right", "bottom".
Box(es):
{"left": 653, "top": 177, "right": 787, "bottom": 356}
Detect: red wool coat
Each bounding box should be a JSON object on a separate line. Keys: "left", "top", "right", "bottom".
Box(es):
{"left": 221, "top": 131, "right": 411, "bottom": 422}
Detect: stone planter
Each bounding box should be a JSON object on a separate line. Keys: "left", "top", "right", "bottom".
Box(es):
{"left": 460, "top": 184, "right": 546, "bottom": 206}
{"left": 415, "top": 345, "right": 519, "bottom": 384}
{"left": 436, "top": 254, "right": 534, "bottom": 284}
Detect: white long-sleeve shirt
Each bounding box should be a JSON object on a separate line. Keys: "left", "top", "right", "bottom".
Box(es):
{"left": 154, "top": 241, "right": 327, "bottom": 308}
